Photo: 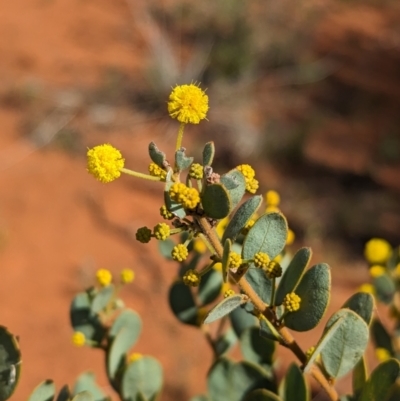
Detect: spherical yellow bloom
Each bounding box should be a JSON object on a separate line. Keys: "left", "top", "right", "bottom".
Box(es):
{"left": 213, "top": 262, "right": 222, "bottom": 272}
{"left": 171, "top": 244, "right": 189, "bottom": 262}
{"left": 135, "top": 226, "right": 152, "bottom": 243}
{"left": 121, "top": 268, "right": 135, "bottom": 284}
{"left": 216, "top": 217, "right": 229, "bottom": 239}
{"left": 369, "top": 265, "right": 386, "bottom": 278}
{"left": 193, "top": 239, "right": 207, "bottom": 254}
{"left": 359, "top": 283, "right": 376, "bottom": 295}
{"left": 153, "top": 223, "right": 170, "bottom": 241}
{"left": 236, "top": 164, "right": 255, "bottom": 180}
{"left": 72, "top": 331, "right": 86, "bottom": 347}
{"left": 182, "top": 187, "right": 200, "bottom": 209}
{"left": 128, "top": 353, "right": 143, "bottom": 363}
{"left": 246, "top": 178, "right": 259, "bottom": 194}
{"left": 169, "top": 183, "right": 200, "bottom": 209}
{"left": 160, "top": 205, "right": 174, "bottom": 220}
{"left": 87, "top": 144, "right": 124, "bottom": 183}
{"left": 264, "top": 261, "right": 282, "bottom": 279}
{"left": 364, "top": 238, "right": 392, "bottom": 265}
{"left": 254, "top": 252, "right": 270, "bottom": 269}
{"left": 96, "top": 268, "right": 112, "bottom": 287}
{"left": 265, "top": 190, "right": 280, "bottom": 207}
{"left": 148, "top": 162, "right": 166, "bottom": 180}
{"left": 375, "top": 348, "right": 391, "bottom": 362}
{"left": 224, "top": 289, "right": 236, "bottom": 298}
{"left": 168, "top": 84, "right": 209, "bottom": 124}
{"left": 189, "top": 163, "right": 204, "bottom": 179}
{"left": 283, "top": 292, "right": 301, "bottom": 312}
{"left": 286, "top": 229, "right": 295, "bottom": 246}
{"left": 266, "top": 206, "right": 280, "bottom": 213}
{"left": 394, "top": 263, "right": 400, "bottom": 277}
{"left": 183, "top": 269, "right": 201, "bottom": 287}
{"left": 228, "top": 252, "right": 242, "bottom": 269}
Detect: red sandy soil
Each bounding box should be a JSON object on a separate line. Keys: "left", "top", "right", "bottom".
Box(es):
{"left": 0, "top": 1, "right": 389, "bottom": 400}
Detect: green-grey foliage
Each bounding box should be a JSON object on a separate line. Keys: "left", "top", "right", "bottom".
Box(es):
{"left": 220, "top": 169, "right": 246, "bottom": 211}
{"left": 204, "top": 295, "right": 247, "bottom": 324}
{"left": 169, "top": 281, "right": 198, "bottom": 326}
{"left": 202, "top": 183, "right": 231, "bottom": 219}
{"left": 27, "top": 380, "right": 55, "bottom": 401}
{"left": 148, "top": 142, "right": 166, "bottom": 168}
{"left": 279, "top": 363, "right": 309, "bottom": 401}
{"left": 74, "top": 373, "right": 107, "bottom": 401}
{"left": 175, "top": 148, "right": 193, "bottom": 172}
{"left": 202, "top": 142, "right": 215, "bottom": 166}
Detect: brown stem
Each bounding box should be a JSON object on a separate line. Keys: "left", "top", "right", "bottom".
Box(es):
{"left": 197, "top": 216, "right": 339, "bottom": 401}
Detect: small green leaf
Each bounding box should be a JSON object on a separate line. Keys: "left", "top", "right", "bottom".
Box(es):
{"left": 284, "top": 264, "right": 331, "bottom": 332}
{"left": 222, "top": 196, "right": 263, "bottom": 243}
{"left": 243, "top": 213, "right": 288, "bottom": 264}
{"left": 279, "top": 363, "right": 308, "bottom": 401}
{"left": 240, "top": 327, "right": 276, "bottom": 371}
{"left": 373, "top": 274, "right": 395, "bottom": 304}
{"left": 109, "top": 310, "right": 142, "bottom": 347}
{"left": 244, "top": 268, "right": 272, "bottom": 305}
{"left": 203, "top": 142, "right": 215, "bottom": 166}
{"left": 202, "top": 184, "right": 231, "bottom": 219}
{"left": 352, "top": 356, "right": 367, "bottom": 400}
{"left": 0, "top": 326, "right": 21, "bottom": 401}
{"left": 342, "top": 292, "right": 374, "bottom": 325}
{"left": 204, "top": 295, "right": 248, "bottom": 324}
{"left": 56, "top": 385, "right": 71, "bottom": 401}
{"left": 321, "top": 309, "right": 369, "bottom": 379}
{"left": 230, "top": 306, "right": 257, "bottom": 338}
{"left": 222, "top": 239, "right": 232, "bottom": 283}
{"left": 71, "top": 392, "right": 93, "bottom": 401}
{"left": 275, "top": 247, "right": 312, "bottom": 306}
{"left": 158, "top": 239, "right": 175, "bottom": 260}
{"left": 215, "top": 328, "right": 238, "bottom": 356}
{"left": 220, "top": 170, "right": 246, "bottom": 211}
{"left": 91, "top": 285, "right": 114, "bottom": 315}
{"left": 259, "top": 318, "right": 282, "bottom": 343}
{"left": 359, "top": 359, "right": 400, "bottom": 401}
{"left": 175, "top": 148, "right": 193, "bottom": 172}
{"left": 148, "top": 142, "right": 166, "bottom": 168}
{"left": 371, "top": 319, "right": 394, "bottom": 355}
{"left": 27, "top": 380, "right": 55, "bottom": 401}
{"left": 245, "top": 389, "right": 283, "bottom": 401}
{"left": 74, "top": 373, "right": 107, "bottom": 401}
{"left": 121, "top": 356, "right": 163, "bottom": 401}
{"left": 169, "top": 281, "right": 198, "bottom": 326}
{"left": 198, "top": 268, "right": 223, "bottom": 305}
{"left": 208, "top": 358, "right": 274, "bottom": 401}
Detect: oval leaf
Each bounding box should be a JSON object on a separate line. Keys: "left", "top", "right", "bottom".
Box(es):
{"left": 202, "top": 183, "right": 231, "bottom": 219}
{"left": 220, "top": 170, "right": 246, "bottom": 211}
{"left": 203, "top": 142, "right": 215, "bottom": 166}
{"left": 244, "top": 268, "right": 273, "bottom": 305}
{"left": 204, "top": 295, "right": 247, "bottom": 324}
{"left": 109, "top": 309, "right": 142, "bottom": 347}
{"left": 198, "top": 269, "right": 223, "bottom": 305}
{"left": 342, "top": 292, "right": 374, "bottom": 325}
{"left": 245, "top": 389, "right": 283, "bottom": 401}
{"left": 243, "top": 213, "right": 288, "bottom": 263}
{"left": 27, "top": 380, "right": 55, "bottom": 401}
{"left": 279, "top": 363, "right": 308, "bottom": 401}
{"left": 222, "top": 196, "right": 263, "bottom": 243}
{"left": 321, "top": 309, "right": 369, "bottom": 379}
{"left": 74, "top": 372, "right": 106, "bottom": 401}
{"left": 275, "top": 247, "right": 312, "bottom": 306}
{"left": 284, "top": 264, "right": 331, "bottom": 332}
{"left": 169, "top": 281, "right": 198, "bottom": 326}
{"left": 72, "top": 392, "right": 93, "bottom": 401}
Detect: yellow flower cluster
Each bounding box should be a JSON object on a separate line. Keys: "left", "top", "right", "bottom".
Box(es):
{"left": 265, "top": 190, "right": 281, "bottom": 212}
{"left": 283, "top": 292, "right": 301, "bottom": 312}
{"left": 193, "top": 239, "right": 207, "bottom": 254}
{"left": 148, "top": 162, "right": 167, "bottom": 180}
{"left": 136, "top": 226, "right": 152, "bottom": 243}
{"left": 189, "top": 163, "right": 204, "bottom": 179}
{"left": 254, "top": 252, "right": 270, "bottom": 269}
{"left": 241, "top": 218, "right": 255, "bottom": 236}
{"left": 216, "top": 217, "right": 229, "bottom": 239}
{"left": 153, "top": 223, "right": 170, "bottom": 240}
{"left": 364, "top": 238, "right": 392, "bottom": 265}
{"left": 72, "top": 331, "right": 86, "bottom": 347}
{"left": 369, "top": 265, "right": 386, "bottom": 278}
{"left": 375, "top": 347, "right": 391, "bottom": 362}
{"left": 169, "top": 182, "right": 200, "bottom": 209}
{"left": 128, "top": 353, "right": 143, "bottom": 363}
{"left": 87, "top": 144, "right": 125, "bottom": 183}
{"left": 224, "top": 289, "right": 236, "bottom": 298}
{"left": 359, "top": 283, "right": 375, "bottom": 295}
{"left": 286, "top": 229, "right": 295, "bottom": 246}
{"left": 228, "top": 252, "right": 242, "bottom": 269}
{"left": 183, "top": 269, "right": 201, "bottom": 287}
{"left": 96, "top": 268, "right": 112, "bottom": 287}
{"left": 168, "top": 84, "right": 209, "bottom": 124}
{"left": 171, "top": 244, "right": 189, "bottom": 262}
{"left": 264, "top": 261, "right": 282, "bottom": 279}
{"left": 121, "top": 268, "right": 135, "bottom": 284}
{"left": 236, "top": 164, "right": 259, "bottom": 194}
{"left": 160, "top": 205, "right": 174, "bottom": 220}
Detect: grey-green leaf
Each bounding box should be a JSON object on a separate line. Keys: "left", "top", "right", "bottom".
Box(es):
{"left": 203, "top": 142, "right": 215, "bottom": 166}
{"left": 204, "top": 295, "right": 247, "bottom": 324}
{"left": 359, "top": 359, "right": 400, "bottom": 401}
{"left": 148, "top": 142, "right": 166, "bottom": 168}
{"left": 244, "top": 268, "right": 273, "bottom": 305}
{"left": 352, "top": 356, "right": 367, "bottom": 399}
{"left": 74, "top": 372, "right": 107, "bottom": 401}
{"left": 202, "top": 183, "right": 231, "bottom": 219}
{"left": 121, "top": 356, "right": 163, "bottom": 401}
{"left": 27, "top": 380, "right": 55, "bottom": 401}
{"left": 342, "top": 292, "right": 374, "bottom": 326}
{"left": 109, "top": 309, "right": 142, "bottom": 348}
{"left": 175, "top": 148, "right": 193, "bottom": 172}
{"left": 220, "top": 170, "right": 246, "bottom": 211}
{"left": 222, "top": 196, "right": 263, "bottom": 243}
{"left": 230, "top": 306, "right": 257, "bottom": 338}
{"left": 71, "top": 392, "right": 93, "bottom": 401}
{"left": 279, "top": 363, "right": 309, "bottom": 401}
{"left": 284, "top": 264, "right": 331, "bottom": 332}
{"left": 245, "top": 389, "right": 283, "bottom": 401}
{"left": 222, "top": 239, "right": 232, "bottom": 283}
{"left": 198, "top": 268, "right": 223, "bottom": 305}
{"left": 91, "top": 285, "right": 114, "bottom": 315}
{"left": 168, "top": 281, "right": 198, "bottom": 326}
{"left": 371, "top": 319, "right": 394, "bottom": 355}
{"left": 243, "top": 213, "right": 288, "bottom": 263}
{"left": 321, "top": 309, "right": 369, "bottom": 379}
{"left": 275, "top": 247, "right": 311, "bottom": 306}
{"left": 259, "top": 318, "right": 282, "bottom": 343}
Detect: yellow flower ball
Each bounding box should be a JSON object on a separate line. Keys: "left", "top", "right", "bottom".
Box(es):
{"left": 375, "top": 347, "right": 391, "bottom": 362}
{"left": 96, "top": 268, "right": 112, "bottom": 287}
{"left": 286, "top": 229, "right": 295, "bottom": 246}
{"left": 87, "top": 144, "right": 124, "bottom": 183}
{"left": 168, "top": 84, "right": 209, "bottom": 124}
{"left": 128, "top": 353, "right": 143, "bottom": 363}
{"left": 265, "top": 190, "right": 280, "bottom": 207}
{"left": 369, "top": 265, "right": 386, "bottom": 278}
{"left": 121, "top": 268, "right": 135, "bottom": 284}
{"left": 72, "top": 331, "right": 86, "bottom": 347}
{"left": 359, "top": 283, "right": 376, "bottom": 295}
{"left": 364, "top": 238, "right": 392, "bottom": 265}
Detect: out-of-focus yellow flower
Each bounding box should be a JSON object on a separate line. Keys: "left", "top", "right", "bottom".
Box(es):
{"left": 121, "top": 268, "right": 135, "bottom": 284}
{"left": 286, "top": 229, "right": 295, "bottom": 246}
{"left": 369, "top": 265, "right": 386, "bottom": 278}
{"left": 375, "top": 348, "right": 391, "bottom": 362}
{"left": 72, "top": 331, "right": 86, "bottom": 347}
{"left": 265, "top": 190, "right": 280, "bottom": 207}
{"left": 359, "top": 283, "right": 376, "bottom": 295}
{"left": 364, "top": 238, "right": 392, "bottom": 265}
{"left": 128, "top": 353, "right": 143, "bottom": 363}
{"left": 96, "top": 269, "right": 112, "bottom": 287}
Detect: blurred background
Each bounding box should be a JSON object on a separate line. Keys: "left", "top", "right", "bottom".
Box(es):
{"left": 0, "top": 0, "right": 400, "bottom": 399}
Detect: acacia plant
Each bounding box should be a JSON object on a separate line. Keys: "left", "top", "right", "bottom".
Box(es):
{"left": 1, "top": 84, "right": 400, "bottom": 401}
